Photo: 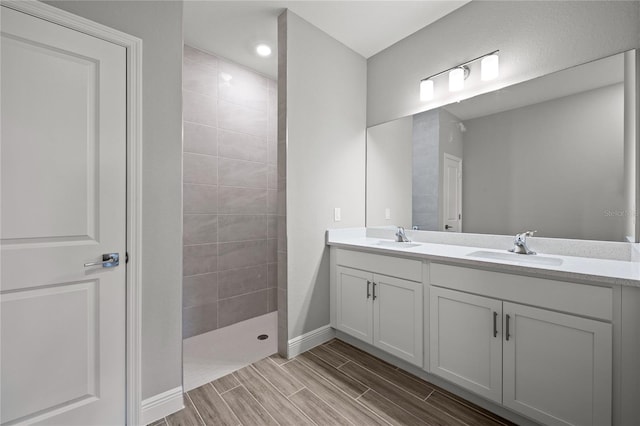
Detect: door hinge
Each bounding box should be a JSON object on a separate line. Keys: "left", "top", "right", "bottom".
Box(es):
{"left": 126, "top": 252, "right": 129, "bottom": 264}
{"left": 459, "top": 213, "right": 461, "bottom": 220}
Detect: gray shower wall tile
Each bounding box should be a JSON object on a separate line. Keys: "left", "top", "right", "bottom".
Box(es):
{"left": 267, "top": 263, "right": 277, "bottom": 289}
{"left": 183, "top": 302, "right": 218, "bottom": 338}
{"left": 267, "top": 288, "right": 277, "bottom": 312}
{"left": 184, "top": 153, "right": 217, "bottom": 185}
{"left": 184, "top": 90, "right": 217, "bottom": 127}
{"left": 183, "top": 273, "right": 218, "bottom": 308}
{"left": 267, "top": 190, "right": 278, "bottom": 215}
{"left": 268, "top": 165, "right": 277, "bottom": 189}
{"left": 184, "top": 45, "right": 219, "bottom": 70}
{"left": 220, "top": 61, "right": 268, "bottom": 90}
{"left": 218, "top": 157, "right": 268, "bottom": 189}
{"left": 218, "top": 75, "right": 268, "bottom": 112}
{"left": 218, "top": 290, "right": 269, "bottom": 328}
{"left": 218, "top": 215, "right": 267, "bottom": 242}
{"left": 218, "top": 129, "right": 267, "bottom": 163}
{"left": 267, "top": 139, "right": 277, "bottom": 165}
{"left": 184, "top": 122, "right": 217, "bottom": 156}
{"left": 182, "top": 45, "right": 279, "bottom": 337}
{"left": 218, "top": 265, "right": 268, "bottom": 299}
{"left": 184, "top": 214, "right": 218, "bottom": 245}
{"left": 184, "top": 59, "right": 218, "bottom": 97}
{"left": 218, "top": 186, "right": 267, "bottom": 214}
{"left": 183, "top": 243, "right": 218, "bottom": 276}
{"left": 184, "top": 184, "right": 217, "bottom": 214}
{"left": 267, "top": 239, "right": 278, "bottom": 264}
{"left": 267, "top": 215, "right": 277, "bottom": 238}
{"left": 218, "top": 240, "right": 267, "bottom": 271}
{"left": 218, "top": 99, "right": 268, "bottom": 138}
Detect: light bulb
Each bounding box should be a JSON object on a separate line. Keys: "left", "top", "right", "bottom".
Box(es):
{"left": 256, "top": 44, "right": 272, "bottom": 57}
{"left": 420, "top": 79, "right": 434, "bottom": 101}
{"left": 449, "top": 67, "right": 465, "bottom": 92}
{"left": 481, "top": 54, "right": 499, "bottom": 81}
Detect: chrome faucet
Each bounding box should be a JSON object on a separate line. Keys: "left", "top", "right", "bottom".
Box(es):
{"left": 395, "top": 227, "right": 410, "bottom": 242}
{"left": 509, "top": 230, "right": 537, "bottom": 255}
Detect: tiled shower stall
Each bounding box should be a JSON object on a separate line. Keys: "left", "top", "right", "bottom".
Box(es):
{"left": 182, "top": 45, "right": 278, "bottom": 338}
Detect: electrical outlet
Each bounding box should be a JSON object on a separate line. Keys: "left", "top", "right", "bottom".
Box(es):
{"left": 385, "top": 208, "right": 391, "bottom": 220}
{"left": 334, "top": 207, "right": 341, "bottom": 222}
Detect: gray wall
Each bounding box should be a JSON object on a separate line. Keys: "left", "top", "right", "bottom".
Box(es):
{"left": 366, "top": 116, "right": 413, "bottom": 228}
{"left": 45, "top": 0, "right": 184, "bottom": 400}
{"left": 367, "top": 1, "right": 640, "bottom": 127}
{"left": 282, "top": 11, "right": 367, "bottom": 340}
{"left": 463, "top": 84, "right": 625, "bottom": 241}
{"left": 182, "top": 45, "right": 278, "bottom": 338}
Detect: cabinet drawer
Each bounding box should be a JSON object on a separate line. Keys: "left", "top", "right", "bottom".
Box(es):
{"left": 336, "top": 249, "right": 423, "bottom": 282}
{"left": 430, "top": 263, "right": 612, "bottom": 321}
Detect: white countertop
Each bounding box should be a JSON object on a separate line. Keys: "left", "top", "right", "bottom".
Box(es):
{"left": 327, "top": 229, "right": 640, "bottom": 287}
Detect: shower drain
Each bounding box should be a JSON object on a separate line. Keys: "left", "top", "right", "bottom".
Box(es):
{"left": 257, "top": 334, "right": 269, "bottom": 340}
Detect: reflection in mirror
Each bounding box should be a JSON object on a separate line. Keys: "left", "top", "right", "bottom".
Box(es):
{"left": 366, "top": 50, "right": 636, "bottom": 242}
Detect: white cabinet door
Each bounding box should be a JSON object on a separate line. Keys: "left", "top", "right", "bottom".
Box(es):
{"left": 336, "top": 267, "right": 373, "bottom": 344}
{"left": 430, "top": 287, "right": 503, "bottom": 403}
{"left": 1, "top": 6, "right": 126, "bottom": 425}
{"left": 503, "top": 303, "right": 612, "bottom": 426}
{"left": 373, "top": 274, "right": 423, "bottom": 366}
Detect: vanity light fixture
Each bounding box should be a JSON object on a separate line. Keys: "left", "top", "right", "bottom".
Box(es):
{"left": 419, "top": 50, "right": 499, "bottom": 101}
{"left": 256, "top": 44, "right": 272, "bottom": 57}
{"left": 481, "top": 53, "right": 499, "bottom": 81}
{"left": 419, "top": 79, "right": 435, "bottom": 101}
{"left": 449, "top": 66, "right": 468, "bottom": 92}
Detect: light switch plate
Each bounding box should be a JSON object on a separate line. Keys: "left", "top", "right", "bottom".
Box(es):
{"left": 385, "top": 208, "right": 391, "bottom": 220}
{"left": 334, "top": 207, "right": 341, "bottom": 222}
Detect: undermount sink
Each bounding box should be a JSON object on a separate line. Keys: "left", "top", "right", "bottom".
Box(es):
{"left": 467, "top": 250, "right": 564, "bottom": 266}
{"left": 375, "top": 240, "right": 422, "bottom": 249}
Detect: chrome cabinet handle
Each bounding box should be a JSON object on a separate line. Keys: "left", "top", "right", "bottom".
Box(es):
{"left": 493, "top": 312, "right": 498, "bottom": 338}
{"left": 366, "top": 280, "right": 371, "bottom": 299}
{"left": 505, "top": 314, "right": 511, "bottom": 341}
{"left": 84, "top": 253, "right": 119, "bottom": 268}
{"left": 372, "top": 282, "right": 377, "bottom": 300}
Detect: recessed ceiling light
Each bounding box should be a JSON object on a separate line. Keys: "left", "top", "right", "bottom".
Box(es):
{"left": 256, "top": 44, "right": 272, "bottom": 57}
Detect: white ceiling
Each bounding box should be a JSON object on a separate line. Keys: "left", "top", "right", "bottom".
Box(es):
{"left": 183, "top": 1, "right": 470, "bottom": 78}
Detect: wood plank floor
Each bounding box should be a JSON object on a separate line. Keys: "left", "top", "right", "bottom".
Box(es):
{"left": 152, "top": 339, "right": 516, "bottom": 426}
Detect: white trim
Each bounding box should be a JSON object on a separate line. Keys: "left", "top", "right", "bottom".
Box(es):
{"left": 287, "top": 325, "right": 336, "bottom": 357}
{"left": 140, "top": 387, "right": 184, "bottom": 426}
{"left": 1, "top": 1, "right": 144, "bottom": 425}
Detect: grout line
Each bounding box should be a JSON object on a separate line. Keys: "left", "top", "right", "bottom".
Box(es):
{"left": 284, "top": 363, "right": 358, "bottom": 426}
{"left": 185, "top": 392, "right": 206, "bottom": 426}
{"left": 336, "top": 360, "right": 350, "bottom": 369}
{"left": 208, "top": 382, "right": 242, "bottom": 423}
{"left": 238, "top": 382, "right": 282, "bottom": 426}
{"left": 295, "top": 355, "right": 371, "bottom": 400}
{"left": 287, "top": 387, "right": 306, "bottom": 399}
{"left": 423, "top": 390, "right": 434, "bottom": 401}
{"left": 218, "top": 383, "right": 241, "bottom": 395}
{"left": 426, "top": 389, "right": 510, "bottom": 426}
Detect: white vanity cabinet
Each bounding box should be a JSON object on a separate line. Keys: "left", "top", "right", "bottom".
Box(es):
{"left": 332, "top": 249, "right": 423, "bottom": 366}
{"left": 430, "top": 287, "right": 503, "bottom": 404}
{"left": 430, "top": 263, "right": 613, "bottom": 426}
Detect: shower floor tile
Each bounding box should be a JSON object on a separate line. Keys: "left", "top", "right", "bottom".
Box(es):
{"left": 183, "top": 311, "right": 277, "bottom": 391}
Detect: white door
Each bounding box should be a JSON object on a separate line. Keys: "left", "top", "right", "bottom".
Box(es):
{"left": 373, "top": 274, "right": 422, "bottom": 366}
{"left": 442, "top": 153, "right": 462, "bottom": 232}
{"left": 503, "top": 303, "right": 612, "bottom": 426}
{"left": 429, "top": 287, "right": 502, "bottom": 404}
{"left": 1, "top": 6, "right": 127, "bottom": 425}
{"left": 336, "top": 267, "right": 373, "bottom": 344}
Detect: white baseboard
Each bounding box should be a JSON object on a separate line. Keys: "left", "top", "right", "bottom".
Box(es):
{"left": 288, "top": 325, "right": 335, "bottom": 357}
{"left": 141, "top": 386, "right": 184, "bottom": 425}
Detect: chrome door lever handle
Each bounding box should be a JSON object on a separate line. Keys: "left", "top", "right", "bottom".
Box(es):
{"left": 84, "top": 253, "right": 119, "bottom": 268}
